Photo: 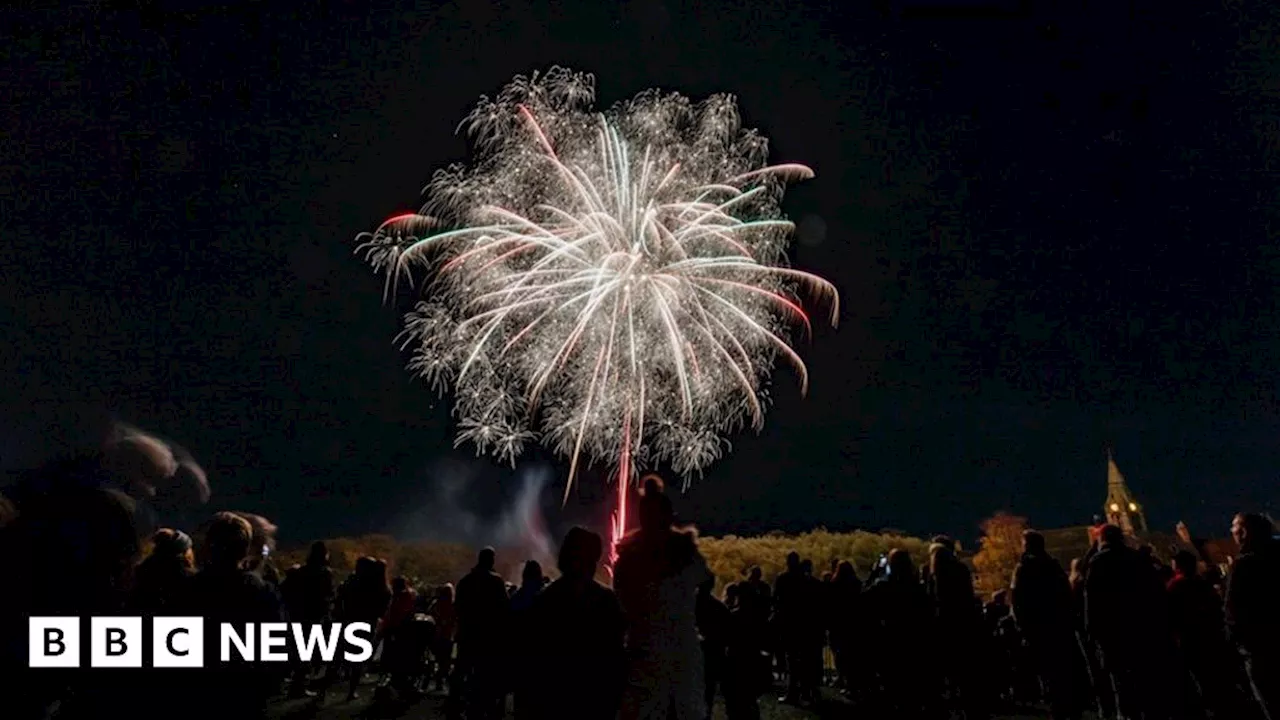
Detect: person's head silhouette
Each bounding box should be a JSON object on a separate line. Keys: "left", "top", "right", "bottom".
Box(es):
{"left": 638, "top": 474, "right": 673, "bottom": 534}
{"left": 887, "top": 549, "right": 915, "bottom": 579}
{"left": 205, "top": 512, "right": 252, "bottom": 569}
{"left": 1232, "top": 512, "right": 1276, "bottom": 552}
{"left": 307, "top": 540, "right": 328, "bottom": 566}
{"left": 1100, "top": 524, "right": 1125, "bottom": 547}
{"left": 557, "top": 526, "right": 603, "bottom": 580}
{"left": 521, "top": 560, "right": 542, "bottom": 588}
{"left": 1023, "top": 530, "right": 1046, "bottom": 555}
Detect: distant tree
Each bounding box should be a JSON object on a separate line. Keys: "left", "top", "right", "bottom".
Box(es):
{"left": 394, "top": 541, "right": 476, "bottom": 586}
{"left": 272, "top": 527, "right": 937, "bottom": 594}
{"left": 972, "top": 512, "right": 1029, "bottom": 597}
{"left": 274, "top": 535, "right": 473, "bottom": 587}
{"left": 698, "top": 529, "right": 932, "bottom": 590}
{"left": 325, "top": 534, "right": 400, "bottom": 574}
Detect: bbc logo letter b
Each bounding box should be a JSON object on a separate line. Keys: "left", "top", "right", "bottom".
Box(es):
{"left": 91, "top": 617, "right": 142, "bottom": 668}
{"left": 30, "top": 617, "right": 80, "bottom": 668}
{"left": 153, "top": 618, "right": 203, "bottom": 668}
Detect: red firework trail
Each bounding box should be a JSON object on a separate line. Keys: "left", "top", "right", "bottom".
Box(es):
{"left": 607, "top": 415, "right": 632, "bottom": 577}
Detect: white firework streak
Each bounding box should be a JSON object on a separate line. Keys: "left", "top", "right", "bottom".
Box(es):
{"left": 356, "top": 67, "right": 838, "bottom": 561}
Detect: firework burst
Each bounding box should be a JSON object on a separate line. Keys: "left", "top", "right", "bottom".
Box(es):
{"left": 357, "top": 67, "right": 837, "bottom": 558}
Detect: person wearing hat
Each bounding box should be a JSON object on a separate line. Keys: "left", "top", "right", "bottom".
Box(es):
{"left": 131, "top": 528, "right": 196, "bottom": 615}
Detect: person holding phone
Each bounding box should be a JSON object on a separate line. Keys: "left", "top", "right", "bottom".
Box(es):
{"left": 236, "top": 512, "right": 282, "bottom": 586}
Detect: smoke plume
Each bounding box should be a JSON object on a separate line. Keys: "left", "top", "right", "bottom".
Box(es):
{"left": 395, "top": 456, "right": 558, "bottom": 579}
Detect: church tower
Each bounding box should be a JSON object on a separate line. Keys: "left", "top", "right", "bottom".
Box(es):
{"left": 1104, "top": 448, "right": 1147, "bottom": 535}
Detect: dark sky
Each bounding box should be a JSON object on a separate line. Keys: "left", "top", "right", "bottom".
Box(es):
{"left": 4, "top": 0, "right": 1280, "bottom": 546}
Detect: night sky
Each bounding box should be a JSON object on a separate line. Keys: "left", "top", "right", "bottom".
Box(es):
{"left": 4, "top": 0, "right": 1280, "bottom": 547}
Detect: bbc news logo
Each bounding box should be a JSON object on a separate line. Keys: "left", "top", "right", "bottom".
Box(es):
{"left": 29, "top": 617, "right": 374, "bottom": 668}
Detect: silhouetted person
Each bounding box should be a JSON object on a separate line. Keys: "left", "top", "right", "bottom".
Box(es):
{"left": 819, "top": 566, "right": 834, "bottom": 688}
{"left": 864, "top": 549, "right": 938, "bottom": 717}
{"left": 828, "top": 560, "right": 861, "bottom": 698}
{"left": 0, "top": 423, "right": 209, "bottom": 719}
{"left": 14, "top": 484, "right": 143, "bottom": 720}
{"left": 335, "top": 556, "right": 391, "bottom": 701}
{"left": 1011, "top": 530, "right": 1081, "bottom": 720}
{"left": 773, "top": 550, "right": 809, "bottom": 703}
{"left": 380, "top": 575, "right": 421, "bottom": 699}
{"left": 929, "top": 536, "right": 987, "bottom": 719}
{"left": 132, "top": 528, "right": 195, "bottom": 615}
{"left": 996, "top": 587, "right": 1040, "bottom": 706}
{"left": 283, "top": 541, "right": 336, "bottom": 623}
{"left": 452, "top": 546, "right": 510, "bottom": 720}
{"left": 1168, "top": 549, "right": 1249, "bottom": 719}
{"left": 799, "top": 559, "right": 825, "bottom": 700}
{"left": 281, "top": 540, "right": 335, "bottom": 699}
{"left": 511, "top": 560, "right": 543, "bottom": 614}
{"left": 9, "top": 458, "right": 144, "bottom": 616}
{"left": 723, "top": 584, "right": 764, "bottom": 720}
{"left": 510, "top": 560, "right": 543, "bottom": 717}
{"left": 236, "top": 512, "right": 282, "bottom": 587}
{"left": 122, "top": 531, "right": 196, "bottom": 720}
{"left": 384, "top": 574, "right": 419, "bottom": 631}
{"left": 525, "top": 527, "right": 625, "bottom": 720}
{"left": 742, "top": 566, "right": 771, "bottom": 620}
{"left": 182, "top": 511, "right": 284, "bottom": 720}
{"left": 983, "top": 590, "right": 1016, "bottom": 706}
{"left": 738, "top": 566, "right": 772, "bottom": 688}
{"left": 1226, "top": 513, "right": 1280, "bottom": 719}
{"left": 1070, "top": 555, "right": 1115, "bottom": 719}
{"left": 430, "top": 583, "right": 457, "bottom": 693}
{"left": 614, "top": 475, "right": 714, "bottom": 720}
{"left": 697, "top": 577, "right": 731, "bottom": 719}
{"left": 1085, "top": 524, "right": 1173, "bottom": 720}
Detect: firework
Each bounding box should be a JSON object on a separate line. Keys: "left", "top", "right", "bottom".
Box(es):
{"left": 357, "top": 68, "right": 838, "bottom": 565}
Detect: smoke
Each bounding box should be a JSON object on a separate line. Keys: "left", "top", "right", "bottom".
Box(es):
{"left": 395, "top": 456, "right": 558, "bottom": 577}
{"left": 494, "top": 465, "right": 554, "bottom": 564}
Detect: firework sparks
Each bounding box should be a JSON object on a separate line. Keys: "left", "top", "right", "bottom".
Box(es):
{"left": 357, "top": 67, "right": 838, "bottom": 563}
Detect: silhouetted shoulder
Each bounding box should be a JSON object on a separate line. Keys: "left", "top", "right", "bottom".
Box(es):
{"left": 1229, "top": 551, "right": 1269, "bottom": 583}
{"left": 1239, "top": 548, "right": 1277, "bottom": 568}
{"left": 669, "top": 528, "right": 697, "bottom": 563}
{"left": 671, "top": 527, "right": 697, "bottom": 546}
{"left": 588, "top": 579, "right": 621, "bottom": 604}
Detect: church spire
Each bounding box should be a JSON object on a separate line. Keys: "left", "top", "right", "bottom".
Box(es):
{"left": 1104, "top": 448, "right": 1147, "bottom": 535}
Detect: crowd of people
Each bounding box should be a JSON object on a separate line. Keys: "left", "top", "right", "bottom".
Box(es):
{"left": 2, "top": 430, "right": 1279, "bottom": 720}
{"left": 956, "top": 519, "right": 1278, "bottom": 720}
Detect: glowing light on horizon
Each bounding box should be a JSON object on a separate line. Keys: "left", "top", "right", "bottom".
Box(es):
{"left": 356, "top": 67, "right": 837, "bottom": 561}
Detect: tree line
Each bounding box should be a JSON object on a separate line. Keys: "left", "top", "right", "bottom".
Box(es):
{"left": 274, "top": 528, "right": 942, "bottom": 589}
